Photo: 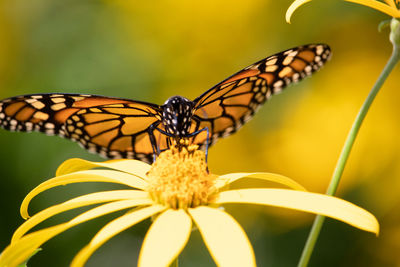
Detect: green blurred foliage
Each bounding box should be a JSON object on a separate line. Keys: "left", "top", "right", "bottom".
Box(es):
{"left": 0, "top": 0, "right": 399, "bottom": 266}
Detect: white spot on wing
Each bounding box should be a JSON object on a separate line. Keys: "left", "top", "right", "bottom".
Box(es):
{"left": 45, "top": 122, "right": 55, "bottom": 129}
{"left": 51, "top": 97, "right": 66, "bottom": 103}
{"left": 316, "top": 45, "right": 324, "bottom": 55}
{"left": 265, "top": 65, "right": 278, "bottom": 72}
{"left": 273, "top": 80, "right": 284, "bottom": 88}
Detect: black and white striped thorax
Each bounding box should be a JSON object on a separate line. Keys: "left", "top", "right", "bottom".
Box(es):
{"left": 162, "top": 96, "right": 194, "bottom": 137}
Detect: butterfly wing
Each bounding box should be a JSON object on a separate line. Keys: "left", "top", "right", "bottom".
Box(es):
{"left": 65, "top": 103, "right": 168, "bottom": 162}
{"left": 190, "top": 44, "right": 331, "bottom": 148}
{"left": 0, "top": 93, "right": 164, "bottom": 162}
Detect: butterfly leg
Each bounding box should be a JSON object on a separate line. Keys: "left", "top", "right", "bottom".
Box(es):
{"left": 187, "top": 126, "right": 210, "bottom": 163}
{"left": 148, "top": 121, "right": 162, "bottom": 162}
{"left": 152, "top": 126, "right": 176, "bottom": 158}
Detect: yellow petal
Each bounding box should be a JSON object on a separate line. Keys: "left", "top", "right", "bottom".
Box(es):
{"left": 214, "top": 189, "right": 379, "bottom": 234}
{"left": 215, "top": 172, "right": 306, "bottom": 191}
{"left": 71, "top": 205, "right": 166, "bottom": 267}
{"left": 2, "top": 200, "right": 149, "bottom": 266}
{"left": 56, "top": 158, "right": 151, "bottom": 179}
{"left": 189, "top": 206, "right": 256, "bottom": 267}
{"left": 21, "top": 169, "right": 149, "bottom": 218}
{"left": 286, "top": 0, "right": 311, "bottom": 23}
{"left": 383, "top": 0, "right": 397, "bottom": 8}
{"left": 286, "top": 0, "right": 400, "bottom": 23}
{"left": 138, "top": 209, "right": 192, "bottom": 267}
{"left": 345, "top": 0, "right": 400, "bottom": 17}
{"left": 0, "top": 225, "right": 68, "bottom": 267}
{"left": 14, "top": 190, "right": 151, "bottom": 242}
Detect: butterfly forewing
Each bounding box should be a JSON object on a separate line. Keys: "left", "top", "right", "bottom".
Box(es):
{"left": 191, "top": 44, "right": 331, "bottom": 148}
{"left": 0, "top": 94, "right": 142, "bottom": 135}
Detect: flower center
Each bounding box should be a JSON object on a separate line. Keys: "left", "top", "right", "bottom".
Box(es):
{"left": 146, "top": 140, "right": 217, "bottom": 209}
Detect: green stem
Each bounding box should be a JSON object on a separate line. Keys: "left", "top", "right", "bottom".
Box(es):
{"left": 297, "top": 36, "right": 400, "bottom": 267}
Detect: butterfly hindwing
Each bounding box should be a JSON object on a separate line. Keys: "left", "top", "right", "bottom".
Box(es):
{"left": 191, "top": 44, "right": 331, "bottom": 148}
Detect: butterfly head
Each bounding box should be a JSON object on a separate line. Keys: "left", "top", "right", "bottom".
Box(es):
{"left": 162, "top": 96, "right": 194, "bottom": 137}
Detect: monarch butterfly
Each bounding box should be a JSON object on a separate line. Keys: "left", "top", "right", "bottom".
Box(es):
{"left": 0, "top": 44, "right": 331, "bottom": 163}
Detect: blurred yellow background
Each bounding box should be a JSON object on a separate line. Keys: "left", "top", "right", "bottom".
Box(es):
{"left": 0, "top": 0, "right": 399, "bottom": 266}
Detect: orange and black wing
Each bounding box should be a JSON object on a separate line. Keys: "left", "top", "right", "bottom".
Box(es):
{"left": 64, "top": 103, "right": 168, "bottom": 162}
{"left": 190, "top": 44, "right": 331, "bottom": 147}
{"left": 0, "top": 93, "right": 164, "bottom": 162}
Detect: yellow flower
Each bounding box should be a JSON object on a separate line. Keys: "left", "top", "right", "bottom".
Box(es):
{"left": 286, "top": 0, "right": 400, "bottom": 23}
{"left": 0, "top": 144, "right": 378, "bottom": 267}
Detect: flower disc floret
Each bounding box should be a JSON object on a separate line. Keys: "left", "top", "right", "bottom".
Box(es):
{"left": 147, "top": 143, "right": 217, "bottom": 209}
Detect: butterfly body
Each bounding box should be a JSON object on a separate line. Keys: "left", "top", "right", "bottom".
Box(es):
{"left": 0, "top": 44, "right": 331, "bottom": 163}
